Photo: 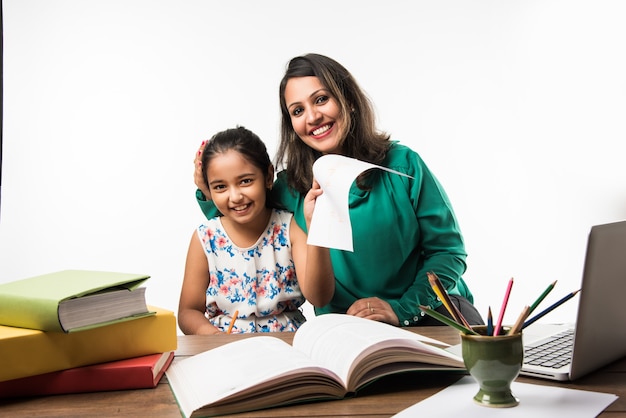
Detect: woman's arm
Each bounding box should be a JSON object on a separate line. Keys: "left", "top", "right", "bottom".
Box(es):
{"left": 194, "top": 140, "right": 224, "bottom": 219}
{"left": 196, "top": 188, "right": 222, "bottom": 219}
{"left": 178, "top": 231, "right": 221, "bottom": 335}
{"left": 388, "top": 151, "right": 469, "bottom": 325}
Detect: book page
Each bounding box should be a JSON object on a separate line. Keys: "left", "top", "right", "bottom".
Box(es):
{"left": 58, "top": 287, "right": 149, "bottom": 331}
{"left": 292, "top": 314, "right": 464, "bottom": 391}
{"left": 166, "top": 336, "right": 344, "bottom": 417}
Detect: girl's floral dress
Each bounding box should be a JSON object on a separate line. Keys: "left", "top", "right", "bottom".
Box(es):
{"left": 198, "top": 209, "right": 306, "bottom": 333}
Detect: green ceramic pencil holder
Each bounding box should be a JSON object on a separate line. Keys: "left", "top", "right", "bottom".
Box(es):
{"left": 461, "top": 326, "right": 523, "bottom": 408}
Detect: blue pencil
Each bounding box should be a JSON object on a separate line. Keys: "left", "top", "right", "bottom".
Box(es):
{"left": 522, "top": 289, "right": 581, "bottom": 329}
{"left": 486, "top": 306, "right": 493, "bottom": 336}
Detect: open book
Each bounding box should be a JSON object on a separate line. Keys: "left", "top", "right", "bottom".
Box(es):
{"left": 166, "top": 313, "right": 465, "bottom": 417}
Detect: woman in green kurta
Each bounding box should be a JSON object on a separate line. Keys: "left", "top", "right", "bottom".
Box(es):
{"left": 195, "top": 53, "right": 483, "bottom": 327}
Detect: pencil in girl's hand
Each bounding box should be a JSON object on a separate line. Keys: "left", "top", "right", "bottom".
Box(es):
{"left": 426, "top": 271, "right": 472, "bottom": 329}
{"left": 523, "top": 290, "right": 580, "bottom": 329}
{"left": 227, "top": 310, "right": 239, "bottom": 334}
{"left": 493, "top": 277, "right": 514, "bottom": 336}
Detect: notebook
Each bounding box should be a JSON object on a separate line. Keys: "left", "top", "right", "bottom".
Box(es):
{"left": 447, "top": 220, "right": 626, "bottom": 381}
{"left": 518, "top": 220, "right": 626, "bottom": 380}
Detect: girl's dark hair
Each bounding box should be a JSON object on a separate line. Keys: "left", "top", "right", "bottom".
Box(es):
{"left": 276, "top": 53, "right": 391, "bottom": 194}
{"left": 202, "top": 126, "right": 279, "bottom": 209}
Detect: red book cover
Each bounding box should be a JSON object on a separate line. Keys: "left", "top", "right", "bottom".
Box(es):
{"left": 0, "top": 351, "right": 174, "bottom": 398}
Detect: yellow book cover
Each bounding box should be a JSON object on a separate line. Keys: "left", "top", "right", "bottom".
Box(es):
{"left": 0, "top": 306, "right": 177, "bottom": 382}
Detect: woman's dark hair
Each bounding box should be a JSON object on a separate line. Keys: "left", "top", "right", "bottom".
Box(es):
{"left": 202, "top": 126, "right": 279, "bottom": 209}
{"left": 276, "top": 53, "right": 391, "bottom": 194}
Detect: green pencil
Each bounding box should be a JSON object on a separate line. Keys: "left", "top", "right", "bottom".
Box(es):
{"left": 529, "top": 280, "right": 557, "bottom": 313}
{"left": 418, "top": 305, "right": 479, "bottom": 335}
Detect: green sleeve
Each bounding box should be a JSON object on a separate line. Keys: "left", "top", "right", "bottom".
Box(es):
{"left": 312, "top": 143, "right": 473, "bottom": 327}
{"left": 273, "top": 172, "right": 306, "bottom": 229}
{"left": 195, "top": 189, "right": 222, "bottom": 219}
{"left": 386, "top": 149, "right": 470, "bottom": 326}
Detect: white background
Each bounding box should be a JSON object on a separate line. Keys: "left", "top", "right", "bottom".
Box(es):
{"left": 2, "top": 0, "right": 625, "bottom": 333}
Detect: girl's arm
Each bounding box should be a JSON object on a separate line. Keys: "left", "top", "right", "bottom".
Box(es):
{"left": 290, "top": 182, "right": 335, "bottom": 307}
{"left": 178, "top": 231, "right": 221, "bottom": 335}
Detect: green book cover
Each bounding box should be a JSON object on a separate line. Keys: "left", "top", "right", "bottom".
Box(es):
{"left": 0, "top": 270, "right": 151, "bottom": 332}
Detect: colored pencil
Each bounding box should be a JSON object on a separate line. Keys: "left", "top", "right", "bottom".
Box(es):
{"left": 508, "top": 305, "right": 531, "bottom": 335}
{"left": 426, "top": 272, "right": 456, "bottom": 320}
{"left": 529, "top": 280, "right": 557, "bottom": 314}
{"left": 226, "top": 310, "right": 239, "bottom": 334}
{"left": 522, "top": 290, "right": 581, "bottom": 329}
{"left": 418, "top": 305, "right": 479, "bottom": 335}
{"left": 493, "top": 277, "right": 514, "bottom": 336}
{"left": 486, "top": 306, "right": 493, "bottom": 336}
{"left": 426, "top": 272, "right": 472, "bottom": 329}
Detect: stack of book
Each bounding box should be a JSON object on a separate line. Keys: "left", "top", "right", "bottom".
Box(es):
{"left": 0, "top": 270, "right": 178, "bottom": 398}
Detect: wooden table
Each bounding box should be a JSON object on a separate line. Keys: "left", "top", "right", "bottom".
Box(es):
{"left": 1, "top": 327, "right": 624, "bottom": 417}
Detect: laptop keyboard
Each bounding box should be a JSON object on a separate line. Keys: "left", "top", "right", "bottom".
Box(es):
{"left": 523, "top": 329, "right": 574, "bottom": 369}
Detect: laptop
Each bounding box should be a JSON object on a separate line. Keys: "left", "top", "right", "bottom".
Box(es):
{"left": 448, "top": 220, "right": 626, "bottom": 381}
{"left": 518, "top": 220, "right": 626, "bottom": 380}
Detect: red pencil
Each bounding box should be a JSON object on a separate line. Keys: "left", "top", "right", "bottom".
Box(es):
{"left": 493, "top": 277, "right": 514, "bottom": 336}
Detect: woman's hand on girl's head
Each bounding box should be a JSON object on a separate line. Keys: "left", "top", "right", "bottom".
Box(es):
{"left": 194, "top": 140, "right": 211, "bottom": 200}
{"left": 303, "top": 179, "right": 323, "bottom": 230}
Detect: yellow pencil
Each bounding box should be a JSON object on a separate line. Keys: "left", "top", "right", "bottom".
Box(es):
{"left": 508, "top": 305, "right": 531, "bottom": 335}
{"left": 427, "top": 272, "right": 472, "bottom": 328}
{"left": 227, "top": 310, "right": 238, "bottom": 334}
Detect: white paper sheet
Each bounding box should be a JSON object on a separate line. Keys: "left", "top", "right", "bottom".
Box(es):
{"left": 392, "top": 376, "right": 618, "bottom": 418}
{"left": 307, "top": 154, "right": 411, "bottom": 251}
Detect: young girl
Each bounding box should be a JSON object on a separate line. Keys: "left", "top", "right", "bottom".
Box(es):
{"left": 178, "top": 126, "right": 333, "bottom": 335}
